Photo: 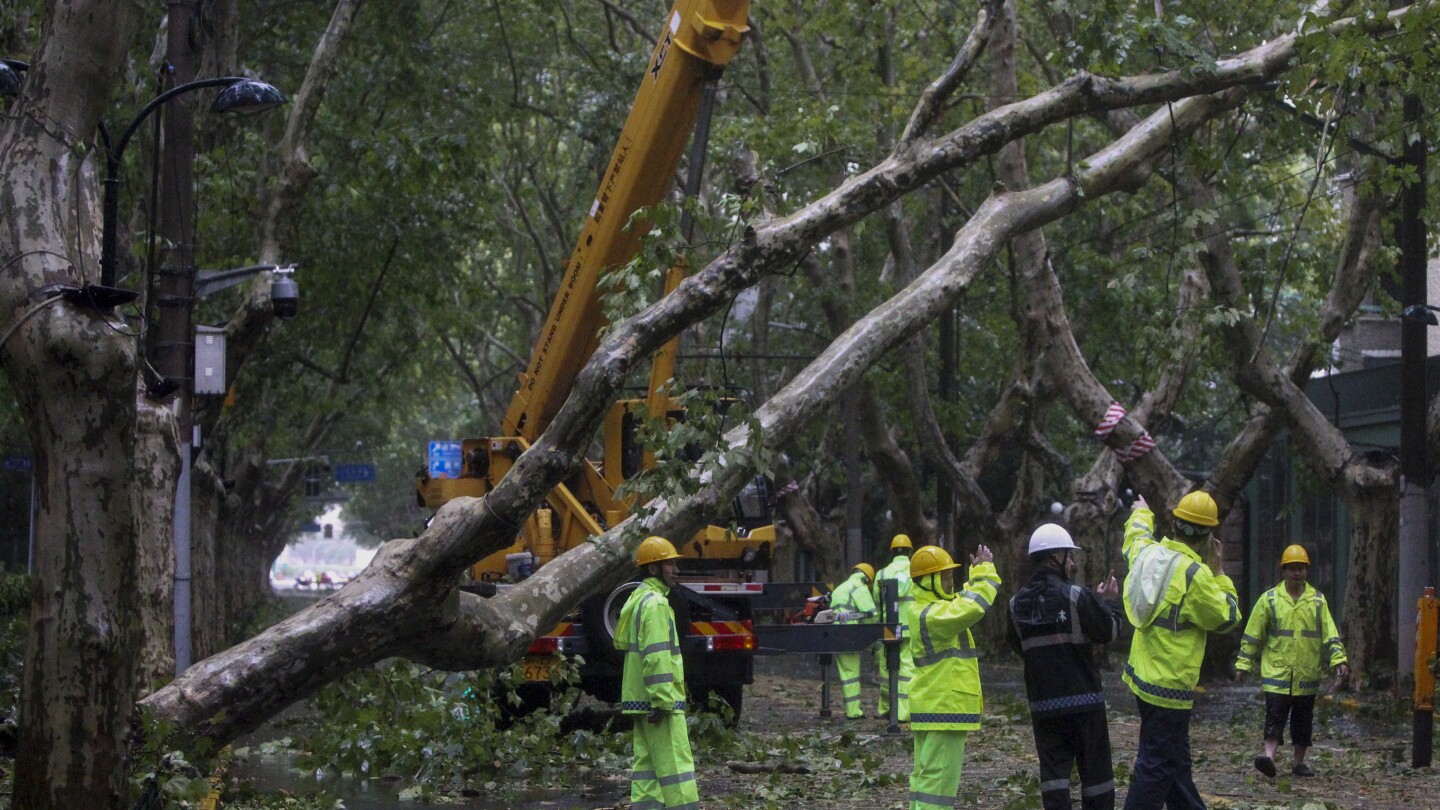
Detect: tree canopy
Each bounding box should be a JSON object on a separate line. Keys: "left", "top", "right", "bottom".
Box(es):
{"left": 3, "top": 0, "right": 1439, "bottom": 805}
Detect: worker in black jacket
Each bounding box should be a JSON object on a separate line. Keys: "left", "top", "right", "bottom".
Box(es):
{"left": 1007, "top": 523, "right": 1123, "bottom": 810}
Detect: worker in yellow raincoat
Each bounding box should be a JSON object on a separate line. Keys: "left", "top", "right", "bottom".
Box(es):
{"left": 1121, "top": 492, "right": 1241, "bottom": 810}
{"left": 906, "top": 543, "right": 1000, "bottom": 810}
{"left": 1234, "top": 543, "right": 1348, "bottom": 779}
{"left": 830, "top": 562, "right": 877, "bottom": 718}
{"left": 874, "top": 533, "right": 916, "bottom": 721}
{"left": 616, "top": 536, "right": 697, "bottom": 810}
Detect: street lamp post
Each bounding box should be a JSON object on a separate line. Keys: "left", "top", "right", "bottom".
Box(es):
{"left": 80, "top": 76, "right": 285, "bottom": 311}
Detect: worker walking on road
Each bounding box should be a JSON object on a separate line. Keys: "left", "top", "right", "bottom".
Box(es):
{"left": 906, "top": 543, "right": 1000, "bottom": 810}
{"left": 616, "top": 536, "right": 698, "bottom": 810}
{"left": 830, "top": 562, "right": 878, "bottom": 718}
{"left": 1121, "top": 492, "right": 1242, "bottom": 810}
{"left": 1007, "top": 524, "right": 1123, "bottom": 810}
{"left": 875, "top": 533, "right": 916, "bottom": 721}
{"left": 1234, "top": 544, "right": 1349, "bottom": 779}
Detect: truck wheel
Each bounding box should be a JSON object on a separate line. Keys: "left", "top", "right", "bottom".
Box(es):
{"left": 581, "top": 583, "right": 638, "bottom": 665}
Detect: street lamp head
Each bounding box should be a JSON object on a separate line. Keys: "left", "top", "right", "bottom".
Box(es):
{"left": 0, "top": 59, "right": 29, "bottom": 98}
{"left": 1402, "top": 304, "right": 1440, "bottom": 326}
{"left": 270, "top": 265, "right": 299, "bottom": 320}
{"left": 210, "top": 79, "right": 286, "bottom": 116}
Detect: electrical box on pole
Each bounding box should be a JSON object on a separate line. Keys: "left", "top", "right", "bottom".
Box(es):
{"left": 193, "top": 325, "right": 227, "bottom": 395}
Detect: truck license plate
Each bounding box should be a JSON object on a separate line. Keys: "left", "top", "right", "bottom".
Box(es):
{"left": 521, "top": 655, "right": 554, "bottom": 682}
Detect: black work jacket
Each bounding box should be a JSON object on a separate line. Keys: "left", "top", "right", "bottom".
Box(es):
{"left": 1005, "top": 567, "right": 1123, "bottom": 719}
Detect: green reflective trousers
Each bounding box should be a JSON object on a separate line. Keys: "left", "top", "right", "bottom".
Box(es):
{"left": 630, "top": 712, "right": 698, "bottom": 810}
{"left": 910, "top": 729, "right": 967, "bottom": 810}
{"left": 836, "top": 652, "right": 864, "bottom": 718}
{"left": 876, "top": 640, "right": 914, "bottom": 721}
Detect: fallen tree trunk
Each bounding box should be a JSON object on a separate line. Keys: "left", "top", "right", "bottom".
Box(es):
{"left": 141, "top": 72, "right": 1250, "bottom": 745}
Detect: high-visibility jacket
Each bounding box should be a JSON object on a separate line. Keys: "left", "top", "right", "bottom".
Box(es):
{"left": 907, "top": 561, "right": 1000, "bottom": 731}
{"left": 615, "top": 577, "right": 687, "bottom": 714}
{"left": 1121, "top": 507, "right": 1242, "bottom": 710}
{"left": 875, "top": 555, "right": 915, "bottom": 636}
{"left": 831, "top": 571, "right": 877, "bottom": 624}
{"left": 1235, "top": 582, "right": 1347, "bottom": 696}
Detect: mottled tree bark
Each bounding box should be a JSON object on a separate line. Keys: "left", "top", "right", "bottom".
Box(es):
{"left": 0, "top": 4, "right": 148, "bottom": 805}
{"left": 1341, "top": 478, "right": 1400, "bottom": 680}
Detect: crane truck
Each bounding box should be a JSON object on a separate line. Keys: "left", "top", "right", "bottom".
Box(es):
{"left": 414, "top": 0, "right": 775, "bottom": 717}
{"left": 415, "top": 0, "right": 907, "bottom": 724}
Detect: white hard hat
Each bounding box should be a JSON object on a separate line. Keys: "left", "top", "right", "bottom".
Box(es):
{"left": 1028, "top": 523, "right": 1078, "bottom": 555}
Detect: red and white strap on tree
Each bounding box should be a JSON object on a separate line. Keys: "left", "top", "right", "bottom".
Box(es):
{"left": 1116, "top": 432, "right": 1156, "bottom": 461}
{"left": 1093, "top": 402, "right": 1156, "bottom": 461}
{"left": 1093, "top": 402, "right": 1127, "bottom": 438}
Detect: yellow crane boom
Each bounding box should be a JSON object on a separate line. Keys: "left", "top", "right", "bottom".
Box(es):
{"left": 416, "top": 0, "right": 774, "bottom": 580}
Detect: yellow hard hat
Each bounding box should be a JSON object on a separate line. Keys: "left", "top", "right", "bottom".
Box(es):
{"left": 853, "top": 562, "right": 876, "bottom": 581}
{"left": 890, "top": 534, "right": 913, "bottom": 550}
{"left": 1280, "top": 544, "right": 1310, "bottom": 567}
{"left": 910, "top": 545, "right": 961, "bottom": 579}
{"left": 1173, "top": 491, "right": 1219, "bottom": 527}
{"left": 636, "top": 535, "right": 682, "bottom": 567}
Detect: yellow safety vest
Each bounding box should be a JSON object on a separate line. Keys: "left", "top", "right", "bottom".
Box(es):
{"left": 1235, "top": 582, "right": 1346, "bottom": 695}
{"left": 906, "top": 561, "right": 1000, "bottom": 731}
{"left": 1121, "top": 507, "right": 1242, "bottom": 710}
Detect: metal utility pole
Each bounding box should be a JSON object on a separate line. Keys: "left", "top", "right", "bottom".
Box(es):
{"left": 844, "top": 393, "right": 864, "bottom": 568}
{"left": 156, "top": 0, "right": 201, "bottom": 675}
{"left": 937, "top": 306, "right": 955, "bottom": 555}
{"left": 935, "top": 188, "right": 957, "bottom": 555}
{"left": 1397, "top": 90, "right": 1430, "bottom": 694}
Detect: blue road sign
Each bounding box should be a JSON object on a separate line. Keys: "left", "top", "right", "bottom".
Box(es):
{"left": 427, "top": 441, "right": 462, "bottom": 479}
{"left": 335, "top": 463, "right": 377, "bottom": 483}
{"left": 2, "top": 456, "right": 31, "bottom": 473}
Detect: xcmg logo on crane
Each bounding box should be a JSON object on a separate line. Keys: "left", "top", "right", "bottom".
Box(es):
{"left": 650, "top": 12, "right": 680, "bottom": 79}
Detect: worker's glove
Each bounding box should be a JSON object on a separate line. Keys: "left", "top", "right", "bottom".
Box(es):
{"left": 647, "top": 708, "right": 665, "bottom": 724}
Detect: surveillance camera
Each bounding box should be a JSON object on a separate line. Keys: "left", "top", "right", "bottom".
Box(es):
{"left": 270, "top": 267, "right": 299, "bottom": 320}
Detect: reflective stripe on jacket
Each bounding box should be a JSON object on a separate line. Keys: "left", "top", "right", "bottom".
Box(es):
{"left": 907, "top": 561, "right": 1000, "bottom": 731}
{"left": 1121, "top": 507, "right": 1241, "bottom": 710}
{"left": 1235, "top": 582, "right": 1347, "bottom": 695}
{"left": 831, "top": 571, "right": 877, "bottom": 624}
{"left": 1005, "top": 567, "right": 1123, "bottom": 718}
{"left": 615, "top": 577, "right": 687, "bottom": 714}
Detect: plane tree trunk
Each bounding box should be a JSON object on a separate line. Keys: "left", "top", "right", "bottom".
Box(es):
{"left": 0, "top": 4, "right": 149, "bottom": 805}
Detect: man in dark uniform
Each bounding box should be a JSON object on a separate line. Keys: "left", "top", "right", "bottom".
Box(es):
{"left": 1007, "top": 523, "right": 1122, "bottom": 810}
